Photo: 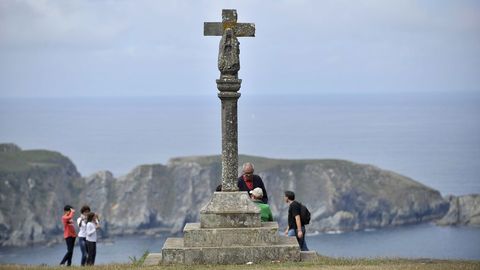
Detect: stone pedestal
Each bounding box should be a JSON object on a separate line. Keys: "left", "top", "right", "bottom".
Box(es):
{"left": 146, "top": 191, "right": 302, "bottom": 265}
{"left": 200, "top": 192, "right": 260, "bottom": 228}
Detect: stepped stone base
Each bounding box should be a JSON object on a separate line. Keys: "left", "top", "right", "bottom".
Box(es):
{"left": 184, "top": 222, "right": 279, "bottom": 247}
{"left": 150, "top": 191, "right": 313, "bottom": 265}
{"left": 161, "top": 237, "right": 301, "bottom": 264}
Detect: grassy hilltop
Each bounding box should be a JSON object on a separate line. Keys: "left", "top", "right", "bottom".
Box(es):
{"left": 1, "top": 258, "right": 480, "bottom": 270}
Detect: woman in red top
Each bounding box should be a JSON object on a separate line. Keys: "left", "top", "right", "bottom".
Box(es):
{"left": 60, "top": 205, "right": 76, "bottom": 266}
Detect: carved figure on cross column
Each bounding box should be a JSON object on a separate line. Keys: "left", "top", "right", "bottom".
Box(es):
{"left": 218, "top": 28, "right": 240, "bottom": 79}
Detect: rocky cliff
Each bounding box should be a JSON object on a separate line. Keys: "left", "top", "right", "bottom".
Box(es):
{"left": 0, "top": 144, "right": 469, "bottom": 247}
{"left": 169, "top": 155, "right": 450, "bottom": 233}
{"left": 436, "top": 194, "right": 480, "bottom": 226}
{"left": 0, "top": 144, "right": 83, "bottom": 246}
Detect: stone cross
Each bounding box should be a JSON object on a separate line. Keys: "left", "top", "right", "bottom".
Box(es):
{"left": 204, "top": 10, "right": 255, "bottom": 191}
{"left": 157, "top": 11, "right": 305, "bottom": 265}
{"left": 204, "top": 9, "right": 255, "bottom": 40}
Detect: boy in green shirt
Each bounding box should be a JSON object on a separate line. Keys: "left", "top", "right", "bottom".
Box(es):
{"left": 249, "top": 187, "right": 273, "bottom": 222}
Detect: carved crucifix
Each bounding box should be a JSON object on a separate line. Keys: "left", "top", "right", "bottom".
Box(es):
{"left": 204, "top": 10, "right": 255, "bottom": 191}
{"left": 204, "top": 9, "right": 255, "bottom": 79}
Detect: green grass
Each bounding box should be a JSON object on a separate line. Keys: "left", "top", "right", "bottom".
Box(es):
{"left": 169, "top": 154, "right": 355, "bottom": 172}
{"left": 0, "top": 149, "right": 68, "bottom": 172}
{"left": 130, "top": 250, "right": 150, "bottom": 266}
{"left": 1, "top": 257, "right": 479, "bottom": 270}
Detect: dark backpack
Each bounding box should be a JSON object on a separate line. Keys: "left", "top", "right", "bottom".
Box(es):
{"left": 300, "top": 203, "right": 311, "bottom": 225}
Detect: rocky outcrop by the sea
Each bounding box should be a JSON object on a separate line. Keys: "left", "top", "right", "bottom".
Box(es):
{"left": 0, "top": 143, "right": 476, "bottom": 247}
{"left": 0, "top": 144, "right": 83, "bottom": 246}
{"left": 436, "top": 194, "right": 480, "bottom": 226}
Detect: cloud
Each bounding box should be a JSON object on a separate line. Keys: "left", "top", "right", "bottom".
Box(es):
{"left": 0, "top": 0, "right": 479, "bottom": 97}
{"left": 0, "top": 1, "right": 118, "bottom": 50}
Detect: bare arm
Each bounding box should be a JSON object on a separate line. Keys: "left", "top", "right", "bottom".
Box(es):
{"left": 295, "top": 215, "right": 303, "bottom": 238}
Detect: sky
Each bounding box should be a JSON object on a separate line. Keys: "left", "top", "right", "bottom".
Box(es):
{"left": 0, "top": 0, "right": 479, "bottom": 98}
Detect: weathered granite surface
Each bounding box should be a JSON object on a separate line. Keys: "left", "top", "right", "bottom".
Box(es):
{"left": 184, "top": 222, "right": 279, "bottom": 247}
{"left": 218, "top": 28, "right": 240, "bottom": 78}
{"left": 161, "top": 236, "right": 300, "bottom": 264}
{"left": 200, "top": 192, "right": 260, "bottom": 228}
{"left": 159, "top": 182, "right": 300, "bottom": 264}
{"left": 159, "top": 189, "right": 300, "bottom": 264}
{"left": 217, "top": 77, "right": 241, "bottom": 192}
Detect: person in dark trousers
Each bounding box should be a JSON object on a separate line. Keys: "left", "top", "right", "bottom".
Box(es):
{"left": 237, "top": 162, "right": 268, "bottom": 203}
{"left": 76, "top": 205, "right": 91, "bottom": 266}
{"left": 60, "top": 205, "right": 76, "bottom": 266}
{"left": 284, "top": 190, "right": 309, "bottom": 251}
{"left": 85, "top": 212, "right": 99, "bottom": 265}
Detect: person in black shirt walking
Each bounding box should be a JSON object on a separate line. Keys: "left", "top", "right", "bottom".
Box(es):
{"left": 284, "top": 190, "right": 308, "bottom": 251}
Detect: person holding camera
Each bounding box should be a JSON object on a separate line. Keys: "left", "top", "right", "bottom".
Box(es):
{"left": 86, "top": 212, "right": 100, "bottom": 265}
{"left": 60, "top": 205, "right": 76, "bottom": 266}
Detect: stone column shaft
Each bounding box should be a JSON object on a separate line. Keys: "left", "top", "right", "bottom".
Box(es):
{"left": 217, "top": 78, "right": 241, "bottom": 191}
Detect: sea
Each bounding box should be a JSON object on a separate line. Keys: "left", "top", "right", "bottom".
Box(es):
{"left": 0, "top": 92, "right": 479, "bottom": 264}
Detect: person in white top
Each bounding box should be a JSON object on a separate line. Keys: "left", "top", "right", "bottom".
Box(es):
{"left": 85, "top": 212, "right": 100, "bottom": 265}
{"left": 77, "top": 205, "right": 90, "bottom": 266}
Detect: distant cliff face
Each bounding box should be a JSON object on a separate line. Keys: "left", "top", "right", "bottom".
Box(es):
{"left": 436, "top": 194, "right": 480, "bottom": 227}
{"left": 0, "top": 144, "right": 82, "bottom": 246}
{"left": 259, "top": 159, "right": 449, "bottom": 232}
{"left": 163, "top": 155, "right": 450, "bottom": 233}
{"left": 0, "top": 144, "right": 454, "bottom": 247}
{"left": 81, "top": 161, "right": 221, "bottom": 236}
{"left": 80, "top": 155, "right": 449, "bottom": 237}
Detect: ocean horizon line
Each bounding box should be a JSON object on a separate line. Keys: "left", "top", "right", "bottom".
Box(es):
{"left": 1, "top": 90, "right": 479, "bottom": 100}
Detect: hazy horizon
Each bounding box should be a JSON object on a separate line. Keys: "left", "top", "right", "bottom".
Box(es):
{"left": 1, "top": 93, "right": 479, "bottom": 196}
